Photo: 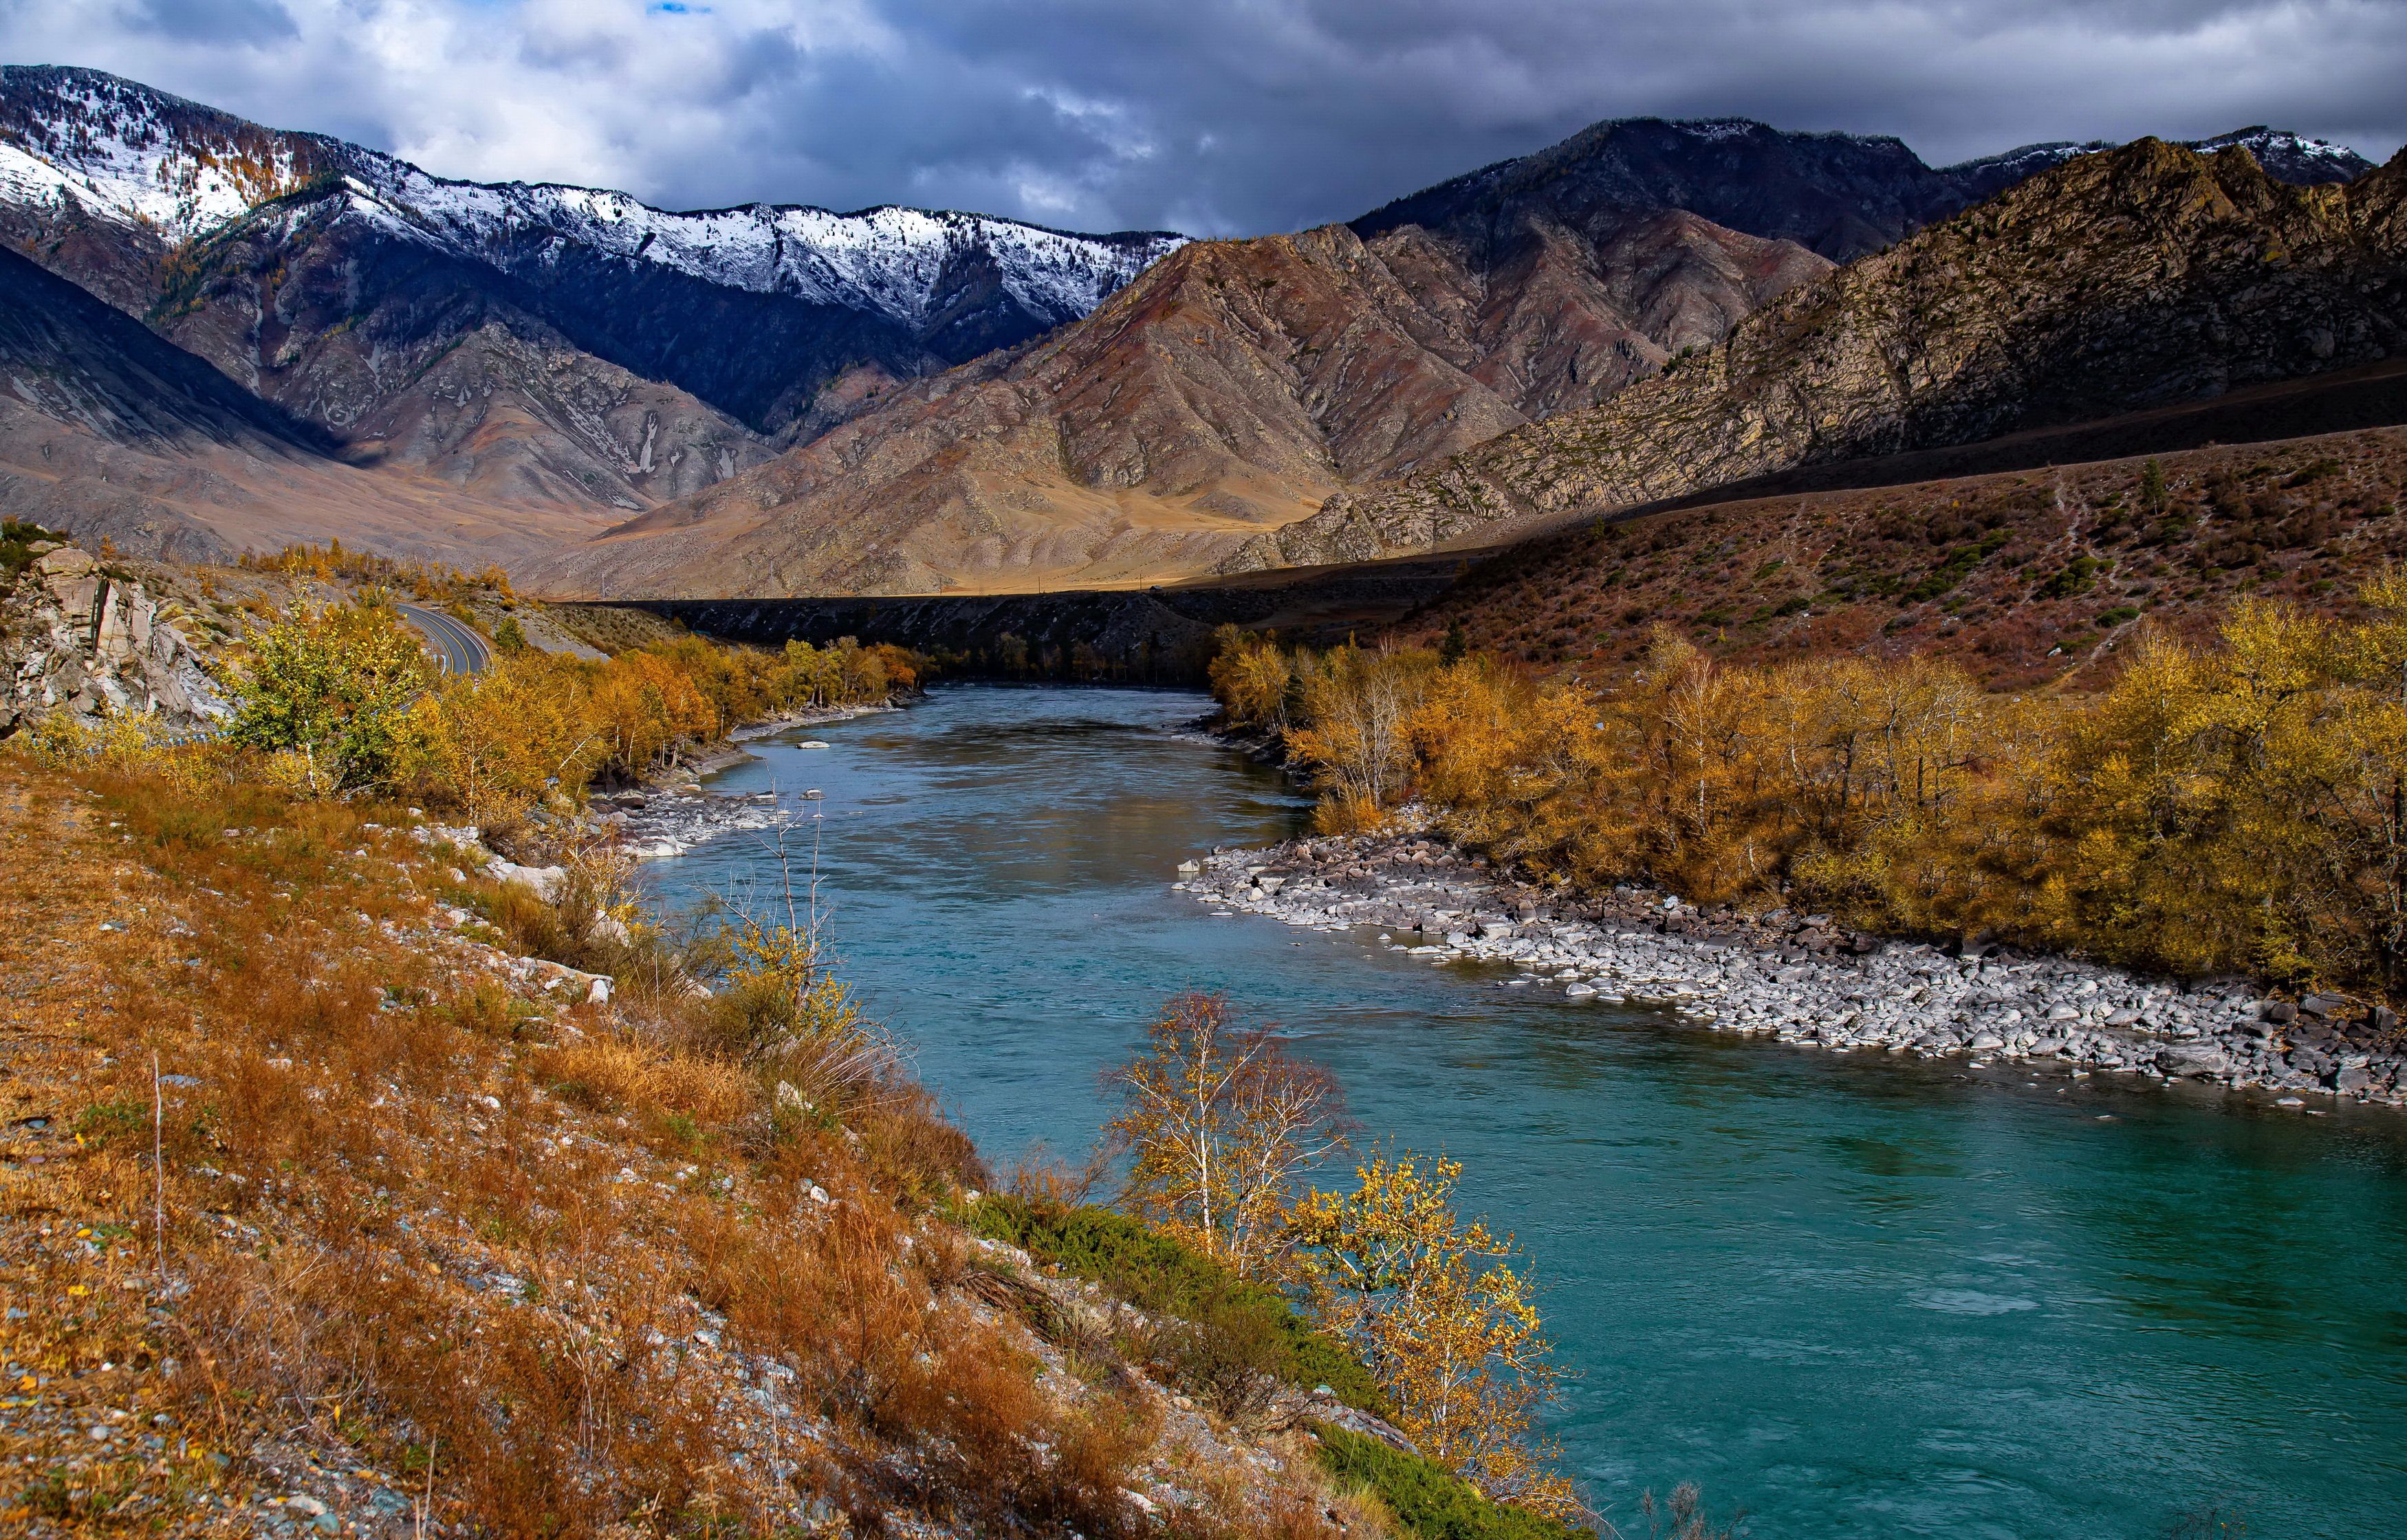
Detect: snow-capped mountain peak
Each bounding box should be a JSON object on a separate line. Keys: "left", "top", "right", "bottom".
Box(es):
{"left": 1951, "top": 126, "right": 2374, "bottom": 188}
{"left": 0, "top": 64, "right": 1181, "bottom": 333}
{"left": 0, "top": 67, "right": 316, "bottom": 236}
{"left": 339, "top": 166, "right": 1180, "bottom": 326}
{"left": 2187, "top": 126, "right": 2375, "bottom": 182}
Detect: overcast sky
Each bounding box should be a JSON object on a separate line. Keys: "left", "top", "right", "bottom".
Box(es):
{"left": 1, "top": 0, "right": 2399, "bottom": 236}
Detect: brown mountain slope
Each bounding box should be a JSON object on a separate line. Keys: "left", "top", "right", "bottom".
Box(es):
{"left": 149, "top": 189, "right": 776, "bottom": 509}
{"left": 0, "top": 399, "right": 631, "bottom": 568}
{"left": 1247, "top": 140, "right": 2407, "bottom": 572}
{"left": 2, "top": 178, "right": 776, "bottom": 540}
{"left": 0, "top": 395, "right": 627, "bottom": 567}
{"left": 529, "top": 210, "right": 1826, "bottom": 597}
{"left": 0, "top": 241, "right": 622, "bottom": 564}
{"left": 1404, "top": 424, "right": 2407, "bottom": 691}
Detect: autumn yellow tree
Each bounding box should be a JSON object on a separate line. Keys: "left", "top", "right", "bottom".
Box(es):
{"left": 2022, "top": 599, "right": 2407, "bottom": 988}
{"left": 1104, "top": 992, "right": 1351, "bottom": 1278}
{"left": 1411, "top": 657, "right": 1629, "bottom": 883}
{"left": 403, "top": 653, "right": 596, "bottom": 824}
{"left": 1288, "top": 1153, "right": 1578, "bottom": 1520}
{"left": 1289, "top": 643, "right": 1440, "bottom": 830}
{"left": 1210, "top": 598, "right": 2407, "bottom": 999}
{"left": 588, "top": 650, "right": 718, "bottom": 780}
{"left": 1208, "top": 626, "right": 1298, "bottom": 736}
{"left": 228, "top": 599, "right": 431, "bottom": 794}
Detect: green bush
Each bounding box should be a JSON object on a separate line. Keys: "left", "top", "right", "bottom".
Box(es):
{"left": 1, "top": 520, "right": 61, "bottom": 581}
{"left": 968, "top": 1196, "right": 1388, "bottom": 1417}
{"left": 1313, "top": 1424, "right": 1591, "bottom": 1540}
{"left": 72, "top": 1097, "right": 150, "bottom": 1149}
{"left": 2037, "top": 556, "right": 2103, "bottom": 600}
{"left": 228, "top": 602, "right": 432, "bottom": 793}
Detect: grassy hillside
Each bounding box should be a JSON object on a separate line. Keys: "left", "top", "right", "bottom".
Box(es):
{"left": 1413, "top": 425, "right": 2407, "bottom": 688}
{"left": 0, "top": 566, "right": 1601, "bottom": 1538}
{"left": 0, "top": 740, "right": 1415, "bottom": 1537}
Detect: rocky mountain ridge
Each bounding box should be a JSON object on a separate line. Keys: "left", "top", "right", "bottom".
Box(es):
{"left": 0, "top": 65, "right": 1180, "bottom": 544}
{"left": 146, "top": 190, "right": 778, "bottom": 512}
{"left": 1245, "top": 140, "right": 2407, "bottom": 571}
{"left": 525, "top": 207, "right": 1834, "bottom": 596}
{"left": 536, "top": 122, "right": 2387, "bottom": 598}
{"left": 0, "top": 66, "right": 1178, "bottom": 423}
{"left": 0, "top": 63, "right": 2389, "bottom": 596}
{"left": 1353, "top": 117, "right": 2375, "bottom": 262}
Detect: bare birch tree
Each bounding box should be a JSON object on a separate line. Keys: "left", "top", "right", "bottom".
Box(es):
{"left": 1103, "top": 992, "right": 1351, "bottom": 1278}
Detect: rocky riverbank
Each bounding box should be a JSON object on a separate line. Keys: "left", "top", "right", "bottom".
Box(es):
{"left": 1179, "top": 828, "right": 2407, "bottom": 1110}
{"left": 588, "top": 703, "right": 893, "bottom": 859}
{"left": 420, "top": 703, "right": 889, "bottom": 905}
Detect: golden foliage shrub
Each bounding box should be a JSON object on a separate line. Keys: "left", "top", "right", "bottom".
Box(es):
{"left": 1291, "top": 1154, "right": 1577, "bottom": 1522}
{"left": 402, "top": 651, "right": 596, "bottom": 822}
{"left": 1215, "top": 577, "right": 2407, "bottom": 998}
{"left": 386, "top": 632, "right": 922, "bottom": 820}
{"left": 198, "top": 591, "right": 922, "bottom": 822}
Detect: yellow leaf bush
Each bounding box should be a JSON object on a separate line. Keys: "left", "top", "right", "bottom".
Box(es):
{"left": 1216, "top": 574, "right": 2407, "bottom": 998}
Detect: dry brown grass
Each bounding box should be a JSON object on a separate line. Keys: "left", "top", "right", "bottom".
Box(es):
{"left": 0, "top": 748, "right": 1373, "bottom": 1540}
{"left": 532, "top": 1036, "right": 754, "bottom": 1123}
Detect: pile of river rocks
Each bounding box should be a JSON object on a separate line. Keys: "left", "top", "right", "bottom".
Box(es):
{"left": 1179, "top": 831, "right": 2407, "bottom": 1110}
{"left": 586, "top": 708, "right": 877, "bottom": 859}
{"left": 589, "top": 778, "right": 793, "bottom": 860}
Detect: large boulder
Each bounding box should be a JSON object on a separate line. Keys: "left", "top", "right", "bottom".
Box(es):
{"left": 31, "top": 544, "right": 94, "bottom": 580}
{"left": 2157, "top": 1042, "right": 2233, "bottom": 1079}
{"left": 488, "top": 860, "right": 569, "bottom": 903}
{"left": 3, "top": 558, "right": 229, "bottom": 731}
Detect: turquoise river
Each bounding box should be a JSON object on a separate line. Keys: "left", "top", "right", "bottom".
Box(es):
{"left": 644, "top": 683, "right": 2407, "bottom": 1539}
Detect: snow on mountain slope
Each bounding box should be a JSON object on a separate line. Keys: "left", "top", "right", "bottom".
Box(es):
{"left": 0, "top": 71, "right": 310, "bottom": 234}
{"left": 2186, "top": 126, "right": 2377, "bottom": 183}
{"left": 1945, "top": 128, "right": 2371, "bottom": 188}
{"left": 0, "top": 65, "right": 1179, "bottom": 333}
{"left": 338, "top": 169, "right": 1177, "bottom": 327}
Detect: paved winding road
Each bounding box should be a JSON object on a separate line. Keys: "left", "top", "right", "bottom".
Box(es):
{"left": 394, "top": 602, "right": 492, "bottom": 676}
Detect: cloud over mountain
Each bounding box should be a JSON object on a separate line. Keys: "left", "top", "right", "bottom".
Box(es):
{"left": 1, "top": 0, "right": 2399, "bottom": 236}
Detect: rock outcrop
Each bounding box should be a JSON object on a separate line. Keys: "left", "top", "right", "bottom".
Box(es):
{"left": 0, "top": 542, "right": 226, "bottom": 733}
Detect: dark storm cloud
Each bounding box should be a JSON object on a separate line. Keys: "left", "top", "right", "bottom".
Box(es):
{"left": 122, "top": 0, "right": 294, "bottom": 46}
{"left": 2, "top": 0, "right": 2399, "bottom": 235}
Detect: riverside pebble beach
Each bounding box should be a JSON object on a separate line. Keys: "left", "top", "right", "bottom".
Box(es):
{"left": 1179, "top": 826, "right": 2407, "bottom": 1110}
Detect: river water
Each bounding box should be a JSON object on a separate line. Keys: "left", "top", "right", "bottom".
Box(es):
{"left": 646, "top": 684, "right": 2407, "bottom": 1539}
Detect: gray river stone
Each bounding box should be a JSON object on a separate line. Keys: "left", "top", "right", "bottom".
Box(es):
{"left": 1177, "top": 826, "right": 2407, "bottom": 1109}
